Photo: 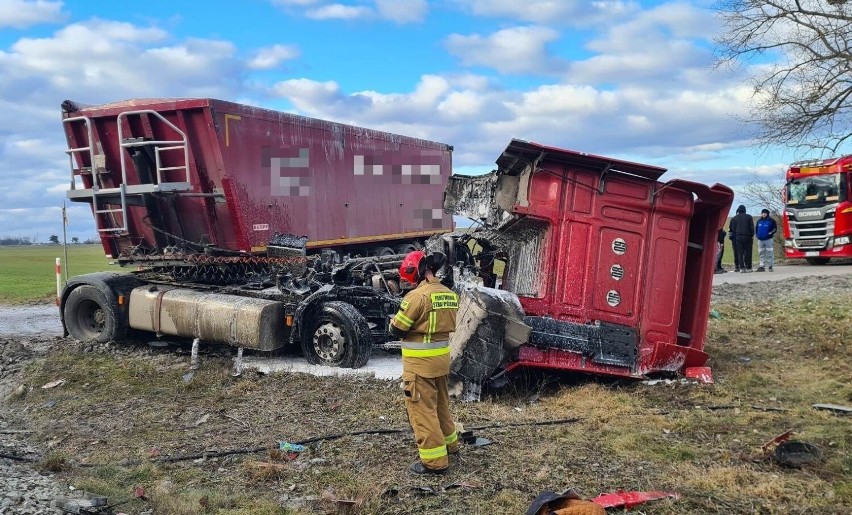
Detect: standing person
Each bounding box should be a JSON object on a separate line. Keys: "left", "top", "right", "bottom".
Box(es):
{"left": 755, "top": 208, "right": 777, "bottom": 272}
{"left": 729, "top": 204, "right": 755, "bottom": 272}
{"left": 389, "top": 250, "right": 460, "bottom": 475}
{"left": 715, "top": 227, "right": 727, "bottom": 273}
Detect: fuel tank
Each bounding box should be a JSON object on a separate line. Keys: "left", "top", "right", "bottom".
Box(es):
{"left": 128, "top": 286, "right": 288, "bottom": 350}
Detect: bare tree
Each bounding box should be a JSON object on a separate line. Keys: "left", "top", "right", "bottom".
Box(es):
{"left": 739, "top": 171, "right": 786, "bottom": 216}
{"left": 739, "top": 171, "right": 788, "bottom": 258}
{"left": 714, "top": 1, "right": 852, "bottom": 154}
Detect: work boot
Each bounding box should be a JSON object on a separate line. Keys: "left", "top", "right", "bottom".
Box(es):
{"left": 756, "top": 267, "right": 765, "bottom": 272}
{"left": 769, "top": 266, "right": 773, "bottom": 272}
{"left": 735, "top": 268, "right": 741, "bottom": 273}
{"left": 409, "top": 462, "right": 447, "bottom": 475}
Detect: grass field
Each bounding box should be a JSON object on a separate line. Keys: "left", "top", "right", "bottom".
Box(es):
{"left": 11, "top": 286, "right": 851, "bottom": 514}
{"left": 0, "top": 244, "right": 116, "bottom": 303}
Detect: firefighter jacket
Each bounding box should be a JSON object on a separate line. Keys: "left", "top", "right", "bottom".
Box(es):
{"left": 390, "top": 277, "right": 459, "bottom": 378}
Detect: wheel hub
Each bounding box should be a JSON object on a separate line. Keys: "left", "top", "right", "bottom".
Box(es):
{"left": 313, "top": 322, "right": 345, "bottom": 362}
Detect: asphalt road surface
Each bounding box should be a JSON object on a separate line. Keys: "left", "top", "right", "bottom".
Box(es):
{"left": 713, "top": 261, "right": 852, "bottom": 285}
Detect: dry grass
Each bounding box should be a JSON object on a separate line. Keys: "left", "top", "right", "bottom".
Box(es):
{"left": 6, "top": 290, "right": 851, "bottom": 514}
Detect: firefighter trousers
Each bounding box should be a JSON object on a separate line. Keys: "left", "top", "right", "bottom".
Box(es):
{"left": 403, "top": 372, "right": 459, "bottom": 470}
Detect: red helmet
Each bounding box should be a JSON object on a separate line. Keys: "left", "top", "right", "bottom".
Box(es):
{"left": 399, "top": 250, "right": 426, "bottom": 285}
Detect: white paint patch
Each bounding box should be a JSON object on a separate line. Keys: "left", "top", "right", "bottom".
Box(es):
{"left": 241, "top": 352, "right": 403, "bottom": 380}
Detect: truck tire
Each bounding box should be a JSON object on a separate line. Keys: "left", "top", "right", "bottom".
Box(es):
{"left": 375, "top": 246, "right": 395, "bottom": 257}
{"left": 64, "top": 285, "right": 123, "bottom": 343}
{"left": 303, "top": 301, "right": 372, "bottom": 368}
{"left": 805, "top": 257, "right": 830, "bottom": 265}
{"left": 394, "top": 243, "right": 416, "bottom": 254}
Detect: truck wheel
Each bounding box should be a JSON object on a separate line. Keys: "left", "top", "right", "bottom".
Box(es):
{"left": 805, "top": 257, "right": 831, "bottom": 265}
{"left": 375, "top": 246, "right": 395, "bottom": 257}
{"left": 64, "top": 285, "right": 122, "bottom": 343}
{"left": 394, "top": 243, "right": 416, "bottom": 254}
{"left": 303, "top": 301, "right": 372, "bottom": 368}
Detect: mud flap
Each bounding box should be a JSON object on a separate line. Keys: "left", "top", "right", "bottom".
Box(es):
{"left": 448, "top": 286, "right": 530, "bottom": 401}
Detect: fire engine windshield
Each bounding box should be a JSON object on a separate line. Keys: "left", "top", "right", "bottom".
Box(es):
{"left": 786, "top": 174, "right": 846, "bottom": 207}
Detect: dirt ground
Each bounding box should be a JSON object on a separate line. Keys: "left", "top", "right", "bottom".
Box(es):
{"left": 1, "top": 276, "right": 850, "bottom": 514}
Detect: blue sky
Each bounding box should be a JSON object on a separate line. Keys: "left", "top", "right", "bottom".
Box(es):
{"left": 0, "top": 0, "right": 818, "bottom": 240}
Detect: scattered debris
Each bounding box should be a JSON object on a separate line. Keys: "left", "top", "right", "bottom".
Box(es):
{"left": 750, "top": 405, "right": 788, "bottom": 413}
{"left": 761, "top": 430, "right": 794, "bottom": 455}
{"left": 812, "top": 403, "right": 852, "bottom": 414}
{"left": 279, "top": 442, "right": 306, "bottom": 454}
{"left": 773, "top": 441, "right": 822, "bottom": 468}
{"left": 709, "top": 309, "right": 722, "bottom": 320}
{"left": 41, "top": 379, "right": 65, "bottom": 389}
{"left": 55, "top": 492, "right": 130, "bottom": 515}
{"left": 442, "top": 481, "right": 479, "bottom": 491}
{"left": 526, "top": 489, "right": 604, "bottom": 515}
{"left": 591, "top": 490, "right": 681, "bottom": 509}
{"left": 411, "top": 486, "right": 438, "bottom": 496}
{"left": 684, "top": 367, "right": 714, "bottom": 384}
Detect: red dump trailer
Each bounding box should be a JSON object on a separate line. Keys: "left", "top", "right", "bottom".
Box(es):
{"left": 446, "top": 140, "right": 734, "bottom": 382}
{"left": 61, "top": 98, "right": 453, "bottom": 260}
{"left": 58, "top": 98, "right": 453, "bottom": 368}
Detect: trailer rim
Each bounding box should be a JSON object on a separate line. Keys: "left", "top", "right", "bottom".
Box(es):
{"left": 312, "top": 322, "right": 346, "bottom": 362}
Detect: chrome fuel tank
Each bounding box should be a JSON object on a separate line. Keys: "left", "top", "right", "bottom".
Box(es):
{"left": 128, "top": 286, "right": 287, "bottom": 351}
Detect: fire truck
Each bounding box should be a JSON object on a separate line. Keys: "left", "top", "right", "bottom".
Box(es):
{"left": 782, "top": 155, "right": 852, "bottom": 264}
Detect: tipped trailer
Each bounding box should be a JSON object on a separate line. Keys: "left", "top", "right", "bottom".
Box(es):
{"left": 59, "top": 98, "right": 454, "bottom": 367}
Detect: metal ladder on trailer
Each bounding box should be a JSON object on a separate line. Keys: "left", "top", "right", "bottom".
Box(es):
{"left": 65, "top": 110, "right": 193, "bottom": 234}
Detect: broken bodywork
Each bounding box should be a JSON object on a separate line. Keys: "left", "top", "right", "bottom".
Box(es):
{"left": 445, "top": 139, "right": 734, "bottom": 381}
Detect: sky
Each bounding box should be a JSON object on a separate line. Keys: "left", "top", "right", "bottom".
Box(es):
{"left": 0, "top": 0, "right": 819, "bottom": 242}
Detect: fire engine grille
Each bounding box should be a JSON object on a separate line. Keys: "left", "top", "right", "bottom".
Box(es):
{"left": 790, "top": 220, "right": 828, "bottom": 237}
{"left": 795, "top": 238, "right": 828, "bottom": 249}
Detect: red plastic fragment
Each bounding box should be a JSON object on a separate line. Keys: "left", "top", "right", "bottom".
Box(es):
{"left": 592, "top": 490, "right": 680, "bottom": 509}
{"left": 685, "top": 366, "right": 714, "bottom": 384}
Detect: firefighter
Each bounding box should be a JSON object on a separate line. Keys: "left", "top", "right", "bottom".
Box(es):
{"left": 389, "top": 250, "right": 460, "bottom": 474}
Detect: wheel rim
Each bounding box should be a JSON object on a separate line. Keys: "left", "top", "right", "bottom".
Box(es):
{"left": 313, "top": 322, "right": 346, "bottom": 362}
{"left": 75, "top": 298, "right": 105, "bottom": 338}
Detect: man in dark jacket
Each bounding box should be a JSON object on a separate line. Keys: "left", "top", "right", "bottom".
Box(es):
{"left": 755, "top": 208, "right": 777, "bottom": 272}
{"left": 728, "top": 204, "right": 754, "bottom": 272}
{"left": 715, "top": 228, "right": 726, "bottom": 273}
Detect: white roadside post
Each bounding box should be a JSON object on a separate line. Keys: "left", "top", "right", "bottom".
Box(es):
{"left": 55, "top": 257, "right": 62, "bottom": 307}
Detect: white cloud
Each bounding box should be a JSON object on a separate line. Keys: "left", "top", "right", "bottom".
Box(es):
{"left": 445, "top": 26, "right": 566, "bottom": 75}
{"left": 0, "top": 0, "right": 65, "bottom": 28}
{"left": 0, "top": 19, "right": 270, "bottom": 238}
{"left": 273, "top": 0, "right": 427, "bottom": 24}
{"left": 455, "top": 0, "right": 640, "bottom": 26}
{"left": 248, "top": 44, "right": 300, "bottom": 70}
{"left": 307, "top": 3, "right": 371, "bottom": 20}
{"left": 375, "top": 0, "right": 428, "bottom": 23}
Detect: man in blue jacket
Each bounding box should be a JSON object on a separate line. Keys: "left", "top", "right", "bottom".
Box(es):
{"left": 755, "top": 208, "right": 777, "bottom": 272}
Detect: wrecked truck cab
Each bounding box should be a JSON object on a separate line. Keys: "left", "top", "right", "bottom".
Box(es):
{"left": 447, "top": 139, "right": 733, "bottom": 380}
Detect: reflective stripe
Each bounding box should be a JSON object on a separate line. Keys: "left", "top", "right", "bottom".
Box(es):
{"left": 394, "top": 311, "right": 414, "bottom": 329}
{"left": 401, "top": 346, "right": 450, "bottom": 358}
{"left": 401, "top": 340, "right": 448, "bottom": 350}
{"left": 418, "top": 444, "right": 448, "bottom": 460}
{"left": 430, "top": 292, "right": 459, "bottom": 309}
{"left": 444, "top": 431, "right": 458, "bottom": 445}
{"left": 423, "top": 311, "right": 437, "bottom": 343}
